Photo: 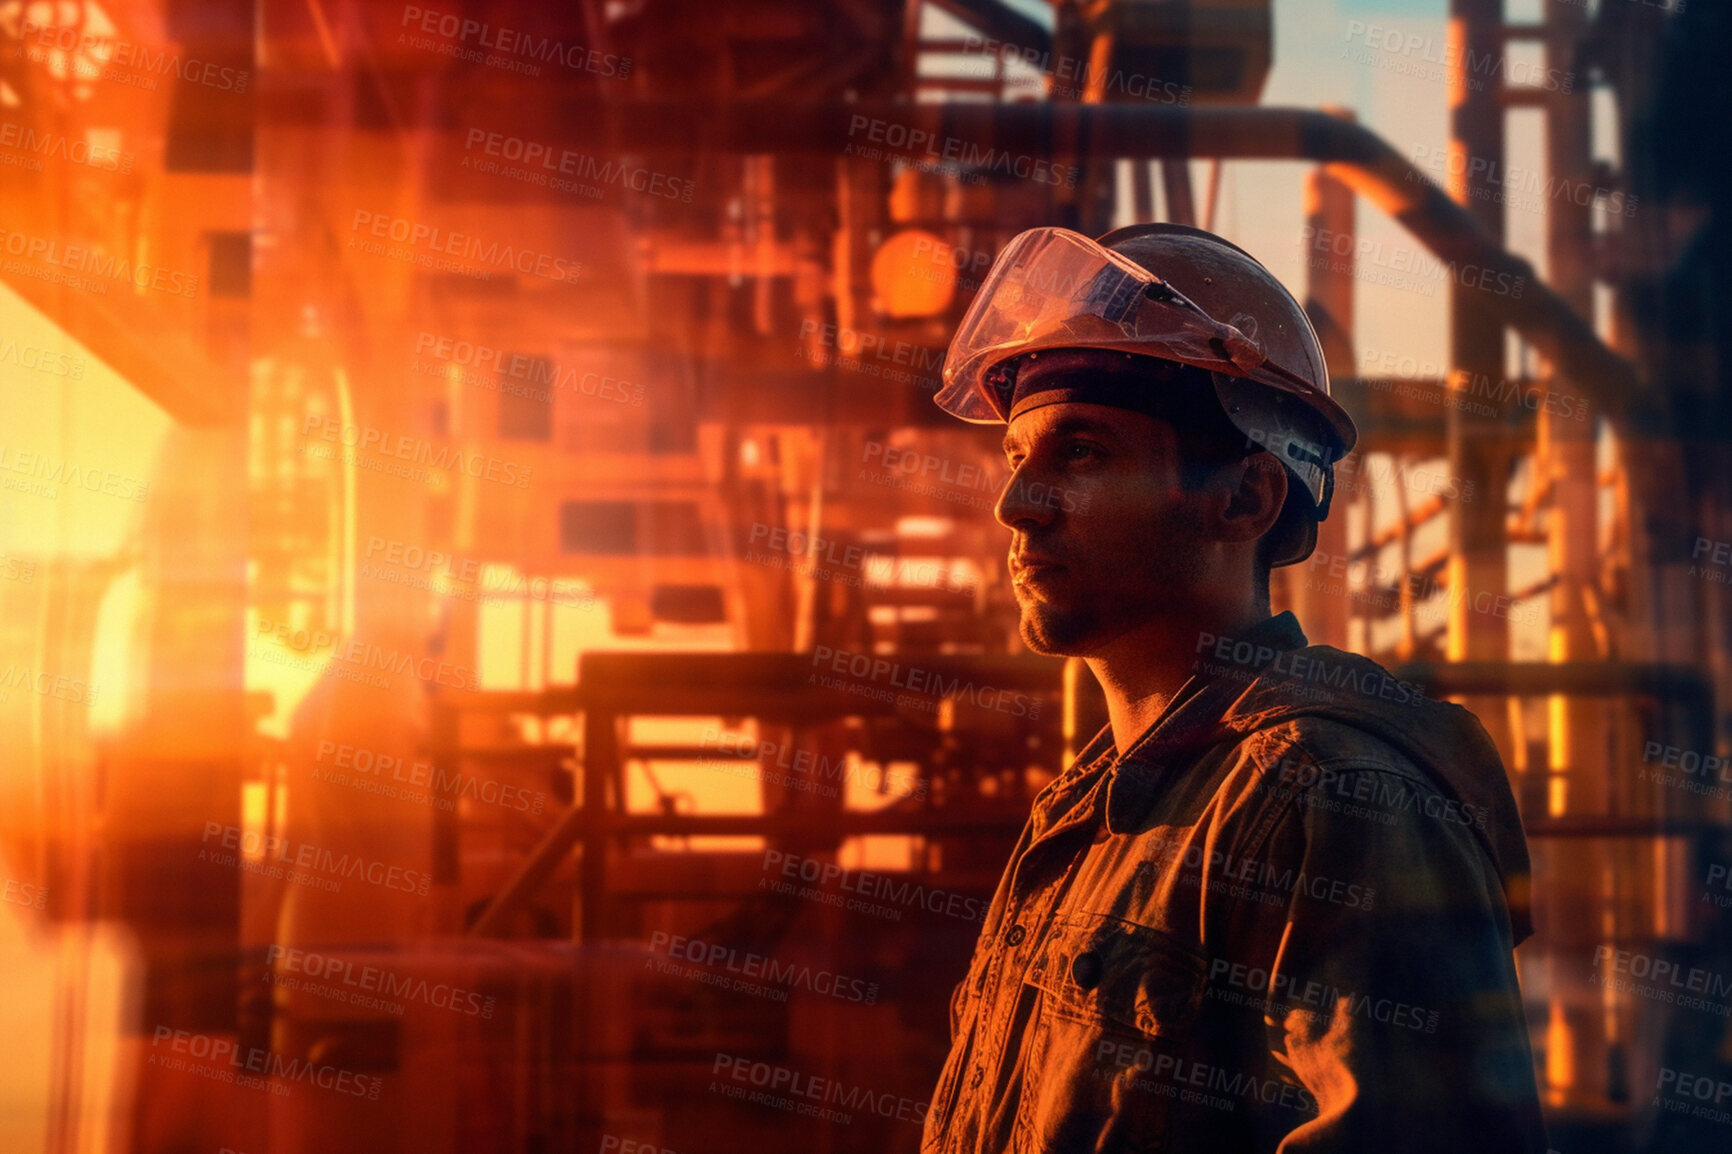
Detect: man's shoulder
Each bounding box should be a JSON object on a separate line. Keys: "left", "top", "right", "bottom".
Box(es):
{"left": 1208, "top": 713, "right": 1502, "bottom": 857}
{"left": 1244, "top": 641, "right": 1433, "bottom": 713}
{"left": 1213, "top": 641, "right": 1505, "bottom": 799}
{"left": 1238, "top": 713, "right": 1435, "bottom": 782}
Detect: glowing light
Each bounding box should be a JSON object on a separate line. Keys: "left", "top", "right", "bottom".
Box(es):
{"left": 871, "top": 230, "right": 955, "bottom": 319}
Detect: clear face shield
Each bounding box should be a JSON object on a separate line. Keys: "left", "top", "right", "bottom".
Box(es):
{"left": 935, "top": 227, "right": 1355, "bottom": 515}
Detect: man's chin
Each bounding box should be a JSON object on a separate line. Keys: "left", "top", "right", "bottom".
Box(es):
{"left": 1017, "top": 606, "right": 1101, "bottom": 657}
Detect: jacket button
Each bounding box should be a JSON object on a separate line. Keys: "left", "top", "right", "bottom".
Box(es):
{"left": 1004, "top": 923, "right": 1027, "bottom": 947}
{"left": 1070, "top": 951, "right": 1102, "bottom": 989}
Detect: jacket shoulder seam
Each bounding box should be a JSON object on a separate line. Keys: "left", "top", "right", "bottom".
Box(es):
{"left": 1233, "top": 724, "right": 1457, "bottom": 864}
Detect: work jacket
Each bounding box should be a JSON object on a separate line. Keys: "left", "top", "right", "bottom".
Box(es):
{"left": 920, "top": 612, "right": 1547, "bottom": 1154}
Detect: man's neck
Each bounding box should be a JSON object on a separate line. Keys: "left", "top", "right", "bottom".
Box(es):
{"left": 1085, "top": 607, "right": 1274, "bottom": 756}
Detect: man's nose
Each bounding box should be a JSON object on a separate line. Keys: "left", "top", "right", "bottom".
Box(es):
{"left": 994, "top": 467, "right": 1058, "bottom": 531}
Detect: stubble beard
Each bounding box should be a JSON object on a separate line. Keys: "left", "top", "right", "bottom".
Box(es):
{"left": 1013, "top": 507, "right": 1211, "bottom": 658}
{"left": 1017, "top": 598, "right": 1103, "bottom": 657}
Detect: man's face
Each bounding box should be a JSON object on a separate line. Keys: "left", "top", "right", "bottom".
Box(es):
{"left": 996, "top": 401, "right": 1212, "bottom": 656}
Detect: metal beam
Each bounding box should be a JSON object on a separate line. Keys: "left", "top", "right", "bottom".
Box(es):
{"left": 292, "top": 95, "right": 1639, "bottom": 421}
{"left": 926, "top": 0, "right": 1051, "bottom": 55}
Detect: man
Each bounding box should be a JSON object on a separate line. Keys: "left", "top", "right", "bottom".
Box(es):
{"left": 920, "top": 224, "right": 1546, "bottom": 1153}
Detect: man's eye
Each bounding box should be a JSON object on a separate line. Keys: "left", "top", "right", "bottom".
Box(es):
{"left": 1065, "top": 443, "right": 1102, "bottom": 460}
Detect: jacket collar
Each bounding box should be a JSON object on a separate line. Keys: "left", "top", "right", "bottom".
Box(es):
{"left": 1101, "top": 611, "right": 1309, "bottom": 835}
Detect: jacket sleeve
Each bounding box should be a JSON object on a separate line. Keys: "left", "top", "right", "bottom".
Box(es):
{"left": 1225, "top": 760, "right": 1549, "bottom": 1154}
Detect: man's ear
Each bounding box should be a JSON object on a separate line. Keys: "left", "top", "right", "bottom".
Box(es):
{"left": 1216, "top": 452, "right": 1288, "bottom": 544}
